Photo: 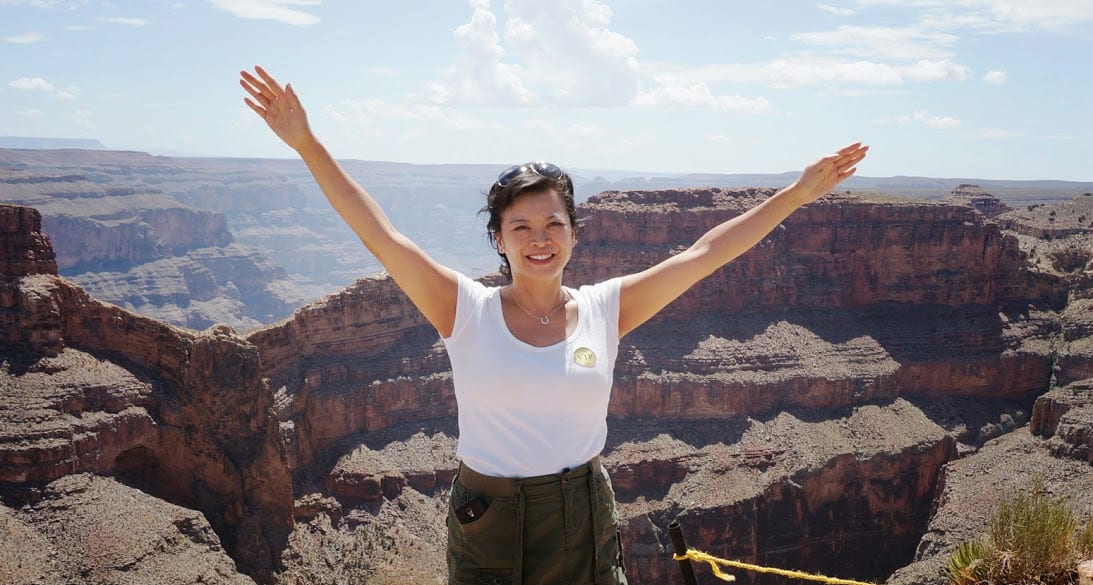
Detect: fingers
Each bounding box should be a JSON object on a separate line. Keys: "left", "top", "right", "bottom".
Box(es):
{"left": 837, "top": 142, "right": 864, "bottom": 156}
{"left": 243, "top": 96, "right": 265, "bottom": 118}
{"left": 284, "top": 83, "right": 302, "bottom": 110}
{"left": 239, "top": 66, "right": 286, "bottom": 109}
{"left": 254, "top": 65, "right": 284, "bottom": 96}
{"left": 834, "top": 143, "right": 868, "bottom": 175}
{"left": 239, "top": 76, "right": 268, "bottom": 107}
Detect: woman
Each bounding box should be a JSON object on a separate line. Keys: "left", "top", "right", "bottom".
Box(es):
{"left": 240, "top": 65, "right": 867, "bottom": 585}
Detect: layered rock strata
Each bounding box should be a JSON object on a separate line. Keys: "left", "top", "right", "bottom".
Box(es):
{"left": 249, "top": 189, "right": 1080, "bottom": 582}
{"left": 0, "top": 204, "right": 292, "bottom": 582}
{"left": 252, "top": 191, "right": 1065, "bottom": 471}
{"left": 0, "top": 173, "right": 231, "bottom": 272}
{"left": 942, "top": 184, "right": 1012, "bottom": 218}
{"left": 0, "top": 172, "right": 301, "bottom": 329}
{"left": 888, "top": 429, "right": 1093, "bottom": 585}
{"left": 1, "top": 474, "right": 258, "bottom": 584}
{"left": 5, "top": 178, "right": 1092, "bottom": 584}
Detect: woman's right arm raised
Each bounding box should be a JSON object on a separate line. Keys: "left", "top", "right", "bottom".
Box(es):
{"left": 240, "top": 66, "right": 458, "bottom": 336}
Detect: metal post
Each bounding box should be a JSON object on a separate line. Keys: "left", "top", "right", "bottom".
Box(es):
{"left": 668, "top": 520, "right": 699, "bottom": 585}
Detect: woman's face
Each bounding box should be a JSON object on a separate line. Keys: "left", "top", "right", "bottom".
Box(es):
{"left": 495, "top": 188, "right": 576, "bottom": 282}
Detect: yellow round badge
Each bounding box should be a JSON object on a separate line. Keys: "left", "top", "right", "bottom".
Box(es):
{"left": 574, "top": 347, "right": 597, "bottom": 368}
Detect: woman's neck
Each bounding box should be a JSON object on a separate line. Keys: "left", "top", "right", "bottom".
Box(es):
{"left": 506, "top": 276, "right": 567, "bottom": 313}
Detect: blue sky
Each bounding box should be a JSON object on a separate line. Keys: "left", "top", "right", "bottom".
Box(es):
{"left": 2, "top": 0, "right": 1091, "bottom": 180}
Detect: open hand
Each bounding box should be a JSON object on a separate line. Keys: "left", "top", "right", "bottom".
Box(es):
{"left": 792, "top": 142, "right": 869, "bottom": 204}
{"left": 240, "top": 66, "right": 313, "bottom": 152}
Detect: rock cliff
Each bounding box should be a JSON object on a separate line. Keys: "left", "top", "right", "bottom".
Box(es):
{"left": 0, "top": 171, "right": 303, "bottom": 330}
{"left": 247, "top": 188, "right": 1090, "bottom": 583}
{"left": 0, "top": 205, "right": 293, "bottom": 582}
{"left": 0, "top": 173, "right": 232, "bottom": 272}
{"left": 941, "top": 184, "right": 1012, "bottom": 218}
{"left": 4, "top": 179, "right": 1093, "bottom": 584}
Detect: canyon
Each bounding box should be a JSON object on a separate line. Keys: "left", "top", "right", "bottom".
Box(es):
{"left": 1, "top": 153, "right": 1092, "bottom": 584}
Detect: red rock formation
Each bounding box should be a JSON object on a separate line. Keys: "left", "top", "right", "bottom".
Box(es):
{"left": 245, "top": 187, "right": 1089, "bottom": 582}
{"left": 996, "top": 193, "right": 1093, "bottom": 240}
{"left": 0, "top": 204, "right": 56, "bottom": 276}
{"left": 7, "top": 175, "right": 1092, "bottom": 584}
{"left": 942, "top": 184, "right": 1012, "bottom": 219}
{"left": 0, "top": 204, "right": 292, "bottom": 582}
{"left": 249, "top": 191, "right": 1066, "bottom": 474}
{"left": 569, "top": 189, "right": 1063, "bottom": 312}
{"left": 888, "top": 429, "right": 1093, "bottom": 585}
{"left": 0, "top": 173, "right": 232, "bottom": 272}
{"left": 2, "top": 474, "right": 259, "bottom": 584}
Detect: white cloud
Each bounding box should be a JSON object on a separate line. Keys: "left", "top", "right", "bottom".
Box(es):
{"left": 633, "top": 74, "right": 772, "bottom": 113}
{"left": 857, "top": 0, "right": 1093, "bottom": 32}
{"left": 10, "top": 77, "right": 55, "bottom": 92}
{"left": 502, "top": 0, "right": 641, "bottom": 106}
{"left": 651, "top": 55, "right": 964, "bottom": 90}
{"left": 9, "top": 77, "right": 80, "bottom": 100}
{"left": 17, "top": 109, "right": 45, "bottom": 117}
{"left": 983, "top": 70, "right": 1008, "bottom": 84}
{"left": 792, "top": 25, "right": 958, "bottom": 61}
{"left": 4, "top": 32, "right": 46, "bottom": 43}
{"left": 819, "top": 4, "right": 856, "bottom": 16}
{"left": 327, "top": 98, "right": 493, "bottom": 133}
{"left": 428, "top": 0, "right": 533, "bottom": 106}
{"left": 926, "top": 115, "right": 961, "bottom": 128}
{"left": 0, "top": 1, "right": 64, "bottom": 6}
{"left": 875, "top": 110, "right": 962, "bottom": 128}
{"left": 903, "top": 59, "right": 968, "bottom": 82}
{"left": 426, "top": 0, "right": 643, "bottom": 107}
{"left": 97, "top": 16, "right": 149, "bottom": 26}
{"left": 207, "top": 0, "right": 321, "bottom": 26}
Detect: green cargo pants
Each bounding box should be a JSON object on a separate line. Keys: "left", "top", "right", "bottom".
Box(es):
{"left": 447, "top": 457, "right": 627, "bottom": 585}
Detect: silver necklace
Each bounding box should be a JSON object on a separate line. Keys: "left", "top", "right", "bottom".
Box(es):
{"left": 509, "top": 289, "right": 570, "bottom": 325}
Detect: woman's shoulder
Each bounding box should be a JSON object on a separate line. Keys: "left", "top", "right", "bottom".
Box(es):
{"left": 572, "top": 277, "right": 622, "bottom": 306}
{"left": 456, "top": 272, "right": 502, "bottom": 304}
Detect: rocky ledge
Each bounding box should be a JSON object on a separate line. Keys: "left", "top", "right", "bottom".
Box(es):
{"left": 0, "top": 205, "right": 292, "bottom": 583}
{"left": 3, "top": 182, "right": 1093, "bottom": 584}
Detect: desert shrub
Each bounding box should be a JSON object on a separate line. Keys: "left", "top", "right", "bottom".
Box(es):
{"left": 1079, "top": 521, "right": 1093, "bottom": 558}
{"left": 945, "top": 538, "right": 991, "bottom": 585}
{"left": 944, "top": 478, "right": 1092, "bottom": 585}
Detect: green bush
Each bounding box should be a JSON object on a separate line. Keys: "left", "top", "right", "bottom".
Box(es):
{"left": 1079, "top": 521, "right": 1093, "bottom": 558}
{"left": 944, "top": 478, "right": 1093, "bottom": 585}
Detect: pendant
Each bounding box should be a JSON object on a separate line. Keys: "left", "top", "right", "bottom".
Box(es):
{"left": 540, "top": 316, "right": 550, "bottom": 325}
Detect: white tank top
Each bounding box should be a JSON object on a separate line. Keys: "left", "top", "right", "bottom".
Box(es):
{"left": 442, "top": 273, "right": 622, "bottom": 477}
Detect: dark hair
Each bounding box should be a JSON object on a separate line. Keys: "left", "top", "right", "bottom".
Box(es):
{"left": 480, "top": 166, "right": 579, "bottom": 280}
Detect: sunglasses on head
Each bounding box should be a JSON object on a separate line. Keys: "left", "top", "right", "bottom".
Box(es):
{"left": 495, "top": 161, "right": 567, "bottom": 188}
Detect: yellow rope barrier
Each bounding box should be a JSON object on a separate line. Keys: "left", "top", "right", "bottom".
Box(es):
{"left": 673, "top": 549, "right": 876, "bottom": 585}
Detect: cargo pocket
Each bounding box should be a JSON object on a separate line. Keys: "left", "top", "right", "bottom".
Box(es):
{"left": 447, "top": 477, "right": 518, "bottom": 585}
{"left": 592, "top": 467, "right": 627, "bottom": 584}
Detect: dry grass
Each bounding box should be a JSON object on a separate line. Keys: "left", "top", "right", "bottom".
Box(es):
{"left": 945, "top": 478, "right": 1093, "bottom": 585}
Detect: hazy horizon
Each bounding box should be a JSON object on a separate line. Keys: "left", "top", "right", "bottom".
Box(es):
{"left": 2, "top": 1, "right": 1091, "bottom": 182}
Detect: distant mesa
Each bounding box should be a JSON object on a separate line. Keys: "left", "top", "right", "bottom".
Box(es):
{"left": 0, "top": 136, "right": 106, "bottom": 150}
{"left": 942, "top": 184, "right": 1012, "bottom": 219}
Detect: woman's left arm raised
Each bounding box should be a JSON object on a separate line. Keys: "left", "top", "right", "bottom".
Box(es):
{"left": 617, "top": 142, "right": 868, "bottom": 338}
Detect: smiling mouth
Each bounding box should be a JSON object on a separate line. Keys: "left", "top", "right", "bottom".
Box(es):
{"left": 527, "top": 253, "right": 554, "bottom": 262}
